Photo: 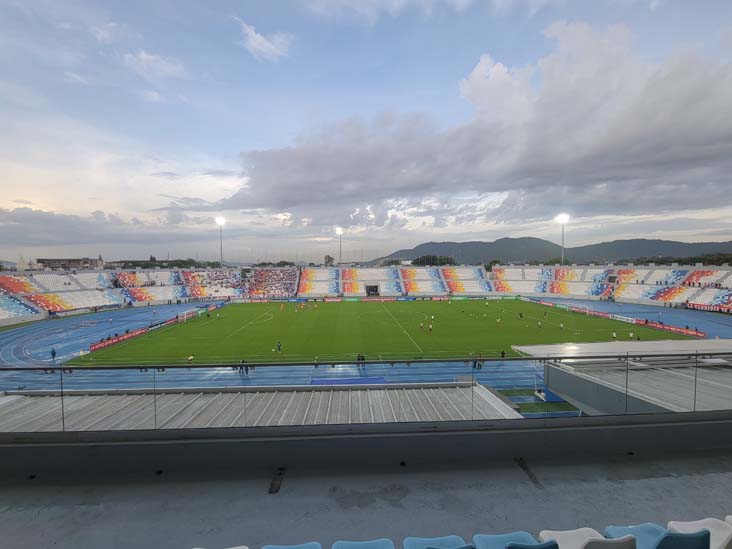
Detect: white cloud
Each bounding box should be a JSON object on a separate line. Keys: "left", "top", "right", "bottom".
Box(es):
{"left": 63, "top": 71, "right": 90, "bottom": 85}
{"left": 89, "top": 21, "right": 119, "bottom": 44}
{"left": 305, "top": 0, "right": 475, "bottom": 22}
{"left": 123, "top": 50, "right": 187, "bottom": 82}
{"left": 142, "top": 90, "right": 166, "bottom": 103}
{"left": 233, "top": 17, "right": 292, "bottom": 62}
{"left": 459, "top": 54, "right": 535, "bottom": 125}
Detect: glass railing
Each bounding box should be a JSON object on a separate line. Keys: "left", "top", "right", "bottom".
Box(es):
{"left": 0, "top": 351, "right": 730, "bottom": 433}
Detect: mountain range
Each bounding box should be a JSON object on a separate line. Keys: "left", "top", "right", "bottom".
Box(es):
{"left": 370, "top": 238, "right": 732, "bottom": 265}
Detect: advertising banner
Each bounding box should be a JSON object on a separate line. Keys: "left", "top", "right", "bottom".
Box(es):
{"left": 687, "top": 303, "right": 732, "bottom": 313}
{"left": 90, "top": 327, "right": 148, "bottom": 352}
{"left": 635, "top": 320, "right": 705, "bottom": 337}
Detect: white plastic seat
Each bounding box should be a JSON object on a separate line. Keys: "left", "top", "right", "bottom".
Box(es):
{"left": 668, "top": 518, "right": 732, "bottom": 549}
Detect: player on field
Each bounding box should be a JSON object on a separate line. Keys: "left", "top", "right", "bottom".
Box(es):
{"left": 276, "top": 340, "right": 282, "bottom": 352}
{"left": 428, "top": 324, "right": 433, "bottom": 332}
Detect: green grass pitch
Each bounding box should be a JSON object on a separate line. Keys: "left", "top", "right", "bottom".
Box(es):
{"left": 68, "top": 300, "right": 690, "bottom": 366}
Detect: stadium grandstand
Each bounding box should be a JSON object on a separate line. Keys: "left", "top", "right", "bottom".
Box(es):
{"left": 2, "top": 264, "right": 732, "bottom": 325}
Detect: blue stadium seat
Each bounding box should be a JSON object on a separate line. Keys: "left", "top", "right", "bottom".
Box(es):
{"left": 605, "top": 523, "right": 710, "bottom": 549}
{"left": 333, "top": 539, "right": 395, "bottom": 549}
{"left": 263, "top": 543, "right": 322, "bottom": 549}
{"left": 403, "top": 536, "right": 467, "bottom": 549}
{"left": 473, "top": 532, "right": 550, "bottom": 549}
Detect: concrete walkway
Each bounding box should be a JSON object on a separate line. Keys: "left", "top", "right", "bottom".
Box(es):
{"left": 1, "top": 450, "right": 731, "bottom": 549}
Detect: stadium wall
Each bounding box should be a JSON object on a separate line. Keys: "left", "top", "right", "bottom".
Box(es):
{"left": 2, "top": 410, "right": 732, "bottom": 480}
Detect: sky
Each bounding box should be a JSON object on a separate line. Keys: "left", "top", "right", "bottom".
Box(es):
{"left": 1, "top": 0, "right": 732, "bottom": 264}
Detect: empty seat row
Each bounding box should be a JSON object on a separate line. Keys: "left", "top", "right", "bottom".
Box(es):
{"left": 211, "top": 516, "right": 732, "bottom": 549}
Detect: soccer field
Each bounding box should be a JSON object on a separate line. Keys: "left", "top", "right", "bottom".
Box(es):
{"left": 68, "top": 300, "right": 691, "bottom": 366}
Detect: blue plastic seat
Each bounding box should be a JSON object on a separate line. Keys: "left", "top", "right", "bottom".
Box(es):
{"left": 263, "top": 543, "right": 322, "bottom": 549}
{"left": 333, "top": 539, "right": 395, "bottom": 549}
{"left": 473, "top": 533, "right": 541, "bottom": 549}
{"left": 605, "top": 523, "right": 710, "bottom": 549}
{"left": 403, "top": 536, "right": 467, "bottom": 549}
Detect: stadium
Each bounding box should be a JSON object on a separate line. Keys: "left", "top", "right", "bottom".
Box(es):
{"left": 1, "top": 263, "right": 731, "bottom": 419}
{"left": 4, "top": 1, "right": 732, "bottom": 548}
{"left": 3, "top": 260, "right": 732, "bottom": 546}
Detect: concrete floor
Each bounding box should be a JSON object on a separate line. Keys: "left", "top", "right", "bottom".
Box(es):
{"left": 1, "top": 450, "right": 731, "bottom": 549}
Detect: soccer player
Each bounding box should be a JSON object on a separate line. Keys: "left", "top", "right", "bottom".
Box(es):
{"left": 276, "top": 340, "right": 282, "bottom": 352}
{"left": 537, "top": 321, "right": 542, "bottom": 328}
{"left": 431, "top": 315, "right": 435, "bottom": 321}
{"left": 496, "top": 318, "right": 501, "bottom": 324}
{"left": 560, "top": 323, "right": 564, "bottom": 330}
{"left": 612, "top": 332, "right": 617, "bottom": 340}
{"left": 629, "top": 332, "right": 635, "bottom": 339}
{"left": 428, "top": 324, "right": 433, "bottom": 332}
{"left": 420, "top": 322, "right": 424, "bottom": 330}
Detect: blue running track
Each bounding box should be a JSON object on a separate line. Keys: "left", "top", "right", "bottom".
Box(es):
{"left": 2, "top": 298, "right": 732, "bottom": 393}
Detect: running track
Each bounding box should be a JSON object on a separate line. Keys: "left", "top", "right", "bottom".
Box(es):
{"left": 1, "top": 298, "right": 732, "bottom": 392}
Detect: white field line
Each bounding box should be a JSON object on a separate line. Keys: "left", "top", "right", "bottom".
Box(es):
{"left": 380, "top": 303, "right": 424, "bottom": 353}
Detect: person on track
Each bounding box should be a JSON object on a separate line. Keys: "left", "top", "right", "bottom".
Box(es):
{"left": 50, "top": 348, "right": 56, "bottom": 362}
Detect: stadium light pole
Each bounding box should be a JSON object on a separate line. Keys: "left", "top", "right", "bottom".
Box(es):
{"left": 335, "top": 226, "right": 344, "bottom": 264}
{"left": 215, "top": 217, "right": 226, "bottom": 266}
{"left": 555, "top": 213, "right": 570, "bottom": 265}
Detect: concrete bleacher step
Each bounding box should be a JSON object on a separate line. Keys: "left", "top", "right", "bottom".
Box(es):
{"left": 686, "top": 287, "right": 708, "bottom": 303}
{"left": 66, "top": 273, "right": 84, "bottom": 289}
{"left": 642, "top": 269, "right": 655, "bottom": 283}
{"left": 717, "top": 271, "right": 732, "bottom": 286}
{"left": 30, "top": 277, "right": 50, "bottom": 293}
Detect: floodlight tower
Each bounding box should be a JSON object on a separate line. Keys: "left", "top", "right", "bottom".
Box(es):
{"left": 555, "top": 213, "right": 570, "bottom": 265}
{"left": 215, "top": 217, "right": 226, "bottom": 266}
{"left": 335, "top": 226, "right": 344, "bottom": 264}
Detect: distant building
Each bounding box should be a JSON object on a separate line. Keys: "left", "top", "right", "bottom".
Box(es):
{"left": 36, "top": 256, "right": 104, "bottom": 271}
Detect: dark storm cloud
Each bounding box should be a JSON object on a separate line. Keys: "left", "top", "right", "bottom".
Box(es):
{"left": 216, "top": 22, "right": 732, "bottom": 230}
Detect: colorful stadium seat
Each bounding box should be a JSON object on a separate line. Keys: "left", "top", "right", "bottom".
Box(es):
{"left": 0, "top": 291, "right": 39, "bottom": 319}
{"left": 0, "top": 275, "right": 41, "bottom": 294}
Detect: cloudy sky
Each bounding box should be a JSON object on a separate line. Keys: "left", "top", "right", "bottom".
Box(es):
{"left": 2, "top": 0, "right": 732, "bottom": 263}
